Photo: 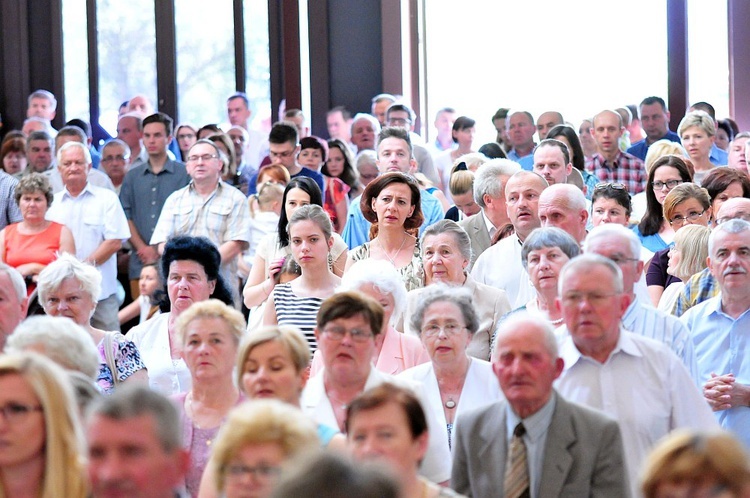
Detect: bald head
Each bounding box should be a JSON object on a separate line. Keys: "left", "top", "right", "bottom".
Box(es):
{"left": 538, "top": 184, "right": 588, "bottom": 242}
{"left": 716, "top": 197, "right": 750, "bottom": 223}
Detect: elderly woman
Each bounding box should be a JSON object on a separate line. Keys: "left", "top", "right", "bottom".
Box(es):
{"left": 175, "top": 124, "right": 198, "bottom": 162}
{"left": 37, "top": 253, "right": 147, "bottom": 394}
{"left": 658, "top": 224, "right": 711, "bottom": 313}
{"left": 172, "top": 299, "right": 246, "bottom": 497}
{"left": 702, "top": 167, "right": 750, "bottom": 221}
{"left": 0, "top": 173, "right": 75, "bottom": 293}
{"left": 404, "top": 220, "right": 510, "bottom": 360}
{"left": 129, "top": 235, "right": 234, "bottom": 396}
{"left": 647, "top": 183, "right": 712, "bottom": 306}
{"left": 399, "top": 285, "right": 502, "bottom": 452}
{"left": 311, "top": 259, "right": 428, "bottom": 376}
{"left": 679, "top": 110, "right": 717, "bottom": 184}
{"left": 0, "top": 352, "right": 88, "bottom": 497}
{"left": 347, "top": 383, "right": 466, "bottom": 498}
{"left": 346, "top": 172, "right": 425, "bottom": 291}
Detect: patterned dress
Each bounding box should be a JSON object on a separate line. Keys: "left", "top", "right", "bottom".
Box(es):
{"left": 96, "top": 334, "right": 147, "bottom": 394}
{"left": 350, "top": 240, "right": 424, "bottom": 291}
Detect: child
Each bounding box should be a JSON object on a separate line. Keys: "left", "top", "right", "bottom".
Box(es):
{"left": 118, "top": 264, "right": 162, "bottom": 325}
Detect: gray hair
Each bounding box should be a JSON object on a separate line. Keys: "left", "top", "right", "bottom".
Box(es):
{"left": 23, "top": 117, "right": 55, "bottom": 135}
{"left": 26, "top": 130, "right": 54, "bottom": 149}
{"left": 355, "top": 149, "right": 378, "bottom": 173}
{"left": 473, "top": 159, "right": 522, "bottom": 207}
{"left": 86, "top": 384, "right": 182, "bottom": 452}
{"left": 0, "top": 262, "right": 27, "bottom": 303}
{"left": 521, "top": 227, "right": 581, "bottom": 270}
{"left": 37, "top": 253, "right": 102, "bottom": 307}
{"left": 56, "top": 141, "right": 92, "bottom": 166}
{"left": 558, "top": 254, "right": 624, "bottom": 295}
{"left": 339, "top": 259, "right": 407, "bottom": 326}
{"left": 421, "top": 219, "right": 473, "bottom": 262}
{"left": 409, "top": 284, "right": 479, "bottom": 337}
{"left": 584, "top": 223, "right": 642, "bottom": 260}
{"left": 101, "top": 138, "right": 131, "bottom": 160}
{"left": 709, "top": 218, "right": 750, "bottom": 256}
{"left": 6, "top": 316, "right": 99, "bottom": 379}
{"left": 678, "top": 110, "right": 716, "bottom": 138}
{"left": 539, "top": 183, "right": 587, "bottom": 212}
{"left": 350, "top": 113, "right": 381, "bottom": 136}
{"left": 28, "top": 89, "right": 57, "bottom": 110}
{"left": 493, "top": 312, "right": 559, "bottom": 359}
{"left": 287, "top": 204, "right": 333, "bottom": 242}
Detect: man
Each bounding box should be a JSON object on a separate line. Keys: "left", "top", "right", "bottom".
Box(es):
{"left": 689, "top": 101, "right": 728, "bottom": 166}
{"left": 538, "top": 184, "right": 588, "bottom": 243}
{"left": 583, "top": 224, "right": 699, "bottom": 379}
{"left": 46, "top": 142, "right": 130, "bottom": 331}
{"left": 86, "top": 385, "right": 190, "bottom": 498}
{"left": 681, "top": 219, "right": 750, "bottom": 449}
{"left": 625, "top": 104, "right": 645, "bottom": 144}
{"left": 0, "top": 154, "right": 22, "bottom": 231}
{"left": 150, "top": 139, "right": 250, "bottom": 305}
{"left": 246, "top": 122, "right": 325, "bottom": 196}
{"left": 21, "top": 116, "right": 55, "bottom": 137}
{"left": 226, "top": 92, "right": 269, "bottom": 173}
{"left": 536, "top": 111, "right": 564, "bottom": 141}
{"left": 350, "top": 113, "right": 380, "bottom": 152}
{"left": 492, "top": 108, "right": 511, "bottom": 151}
{"left": 24, "top": 131, "right": 55, "bottom": 175}
{"left": 117, "top": 113, "right": 146, "bottom": 166}
{"left": 26, "top": 89, "right": 57, "bottom": 122}
{"left": 100, "top": 139, "right": 130, "bottom": 193}
{"left": 728, "top": 132, "right": 750, "bottom": 172}
{"left": 506, "top": 111, "right": 537, "bottom": 170}
{"left": 385, "top": 103, "right": 440, "bottom": 186}
{"left": 284, "top": 108, "right": 310, "bottom": 139}
{"left": 452, "top": 313, "right": 628, "bottom": 497}
{"left": 120, "top": 113, "right": 190, "bottom": 299}
{"left": 371, "top": 93, "right": 396, "bottom": 126}
{"left": 326, "top": 105, "right": 352, "bottom": 144}
{"left": 51, "top": 126, "right": 115, "bottom": 193}
{"left": 459, "top": 159, "right": 521, "bottom": 266}
{"left": 627, "top": 96, "right": 681, "bottom": 161}
{"left": 127, "top": 94, "right": 154, "bottom": 115}
{"left": 0, "top": 264, "right": 28, "bottom": 350}
{"left": 472, "top": 170, "right": 546, "bottom": 308}
{"left": 342, "top": 127, "right": 445, "bottom": 249}
{"left": 533, "top": 139, "right": 572, "bottom": 186}
{"left": 430, "top": 107, "right": 456, "bottom": 153}
{"left": 302, "top": 291, "right": 450, "bottom": 484}
{"left": 66, "top": 118, "right": 102, "bottom": 169}
{"left": 227, "top": 125, "right": 254, "bottom": 193}
{"left": 586, "top": 109, "right": 647, "bottom": 195}
{"left": 555, "top": 254, "right": 717, "bottom": 495}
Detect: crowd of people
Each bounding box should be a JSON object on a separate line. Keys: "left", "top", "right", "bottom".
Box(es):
{"left": 0, "top": 88, "right": 750, "bottom": 497}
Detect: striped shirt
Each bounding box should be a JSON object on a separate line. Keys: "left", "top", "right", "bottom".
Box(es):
{"left": 272, "top": 283, "right": 323, "bottom": 351}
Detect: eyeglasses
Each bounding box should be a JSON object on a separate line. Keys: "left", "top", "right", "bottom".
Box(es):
{"left": 269, "top": 149, "right": 296, "bottom": 159}
{"left": 101, "top": 154, "right": 128, "bottom": 163}
{"left": 225, "top": 464, "right": 281, "bottom": 480}
{"left": 561, "top": 292, "right": 618, "bottom": 306}
{"left": 388, "top": 118, "right": 412, "bottom": 126}
{"left": 669, "top": 210, "right": 706, "bottom": 226}
{"left": 0, "top": 402, "right": 42, "bottom": 424}
{"left": 421, "top": 322, "right": 467, "bottom": 338}
{"left": 607, "top": 255, "right": 640, "bottom": 266}
{"left": 322, "top": 326, "right": 373, "bottom": 343}
{"left": 652, "top": 179, "right": 682, "bottom": 190}
{"left": 594, "top": 183, "right": 627, "bottom": 191}
{"left": 186, "top": 154, "right": 219, "bottom": 163}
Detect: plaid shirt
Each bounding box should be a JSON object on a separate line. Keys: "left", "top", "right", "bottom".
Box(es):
{"left": 671, "top": 267, "right": 718, "bottom": 317}
{"left": 585, "top": 151, "right": 647, "bottom": 195}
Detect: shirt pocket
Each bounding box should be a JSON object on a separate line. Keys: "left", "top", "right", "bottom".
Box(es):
{"left": 82, "top": 213, "right": 105, "bottom": 239}
{"left": 208, "top": 203, "right": 232, "bottom": 233}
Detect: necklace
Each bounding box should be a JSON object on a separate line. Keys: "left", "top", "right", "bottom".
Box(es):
{"left": 378, "top": 234, "right": 408, "bottom": 266}
{"left": 444, "top": 397, "right": 457, "bottom": 409}
{"left": 328, "top": 392, "right": 350, "bottom": 411}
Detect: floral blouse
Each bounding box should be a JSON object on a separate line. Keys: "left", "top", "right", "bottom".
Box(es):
{"left": 96, "top": 335, "right": 147, "bottom": 395}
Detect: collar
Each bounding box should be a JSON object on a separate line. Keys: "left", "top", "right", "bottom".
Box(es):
{"left": 506, "top": 392, "right": 556, "bottom": 442}
{"left": 560, "top": 326, "right": 641, "bottom": 368}
{"left": 143, "top": 158, "right": 176, "bottom": 175}
{"left": 188, "top": 179, "right": 222, "bottom": 196}
{"left": 710, "top": 294, "right": 750, "bottom": 321}
{"left": 62, "top": 181, "right": 93, "bottom": 200}
{"left": 481, "top": 209, "right": 497, "bottom": 233}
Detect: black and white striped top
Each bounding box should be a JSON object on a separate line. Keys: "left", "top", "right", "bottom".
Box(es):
{"left": 272, "top": 283, "right": 323, "bottom": 352}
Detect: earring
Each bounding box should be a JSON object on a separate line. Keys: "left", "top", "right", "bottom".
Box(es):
{"left": 328, "top": 252, "right": 333, "bottom": 269}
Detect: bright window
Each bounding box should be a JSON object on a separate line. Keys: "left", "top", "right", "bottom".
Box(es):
{"left": 62, "top": 0, "right": 90, "bottom": 121}
{"left": 687, "top": 0, "right": 729, "bottom": 119}
{"left": 244, "top": 0, "right": 272, "bottom": 132}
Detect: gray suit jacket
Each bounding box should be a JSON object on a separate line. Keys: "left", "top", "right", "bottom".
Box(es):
{"left": 451, "top": 392, "right": 629, "bottom": 498}
{"left": 459, "top": 212, "right": 491, "bottom": 268}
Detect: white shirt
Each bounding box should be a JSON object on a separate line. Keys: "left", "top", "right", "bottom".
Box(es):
{"left": 555, "top": 329, "right": 717, "bottom": 496}
{"left": 46, "top": 183, "right": 130, "bottom": 299}
{"left": 471, "top": 233, "right": 535, "bottom": 308}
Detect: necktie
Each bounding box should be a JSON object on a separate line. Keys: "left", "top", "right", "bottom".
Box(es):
{"left": 504, "top": 422, "right": 530, "bottom": 498}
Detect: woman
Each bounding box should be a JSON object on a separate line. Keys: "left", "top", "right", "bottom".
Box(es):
{"left": 310, "top": 259, "right": 429, "bottom": 376}
{"left": 641, "top": 429, "right": 750, "bottom": 498}
{"left": 444, "top": 162, "right": 481, "bottom": 222}
{"left": 206, "top": 400, "right": 319, "bottom": 498}
{"left": 257, "top": 163, "right": 291, "bottom": 186}
{"left": 37, "top": 254, "right": 147, "bottom": 394}
{"left": 647, "top": 183, "right": 712, "bottom": 306}
{"left": 243, "top": 178, "right": 347, "bottom": 310}
{"left": 175, "top": 124, "right": 198, "bottom": 162}
{"left": 591, "top": 182, "right": 632, "bottom": 227}
{"left": 129, "top": 235, "right": 235, "bottom": 396}
{"left": 0, "top": 136, "right": 27, "bottom": 176}
{"left": 0, "top": 173, "right": 75, "bottom": 293}
{"left": 434, "top": 117, "right": 476, "bottom": 193}
{"left": 0, "top": 352, "right": 88, "bottom": 498}
{"left": 347, "top": 383, "right": 465, "bottom": 497}
{"left": 298, "top": 136, "right": 349, "bottom": 233}
{"left": 547, "top": 124, "right": 599, "bottom": 198}
{"left": 702, "top": 167, "right": 750, "bottom": 221}
{"left": 659, "top": 224, "right": 711, "bottom": 312}
{"left": 399, "top": 285, "right": 502, "bottom": 452}
{"left": 117, "top": 263, "right": 162, "bottom": 325}
{"left": 346, "top": 172, "right": 424, "bottom": 291}
{"left": 324, "top": 138, "right": 362, "bottom": 199}
{"left": 634, "top": 155, "right": 694, "bottom": 252}
{"left": 631, "top": 140, "right": 689, "bottom": 221}
{"left": 264, "top": 205, "right": 341, "bottom": 350}
{"left": 679, "top": 110, "right": 718, "bottom": 184}
{"left": 173, "top": 299, "right": 246, "bottom": 497}
{"left": 404, "top": 220, "right": 510, "bottom": 360}
{"left": 716, "top": 119, "right": 734, "bottom": 152}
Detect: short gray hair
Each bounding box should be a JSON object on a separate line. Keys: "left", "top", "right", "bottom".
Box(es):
{"left": 709, "top": 218, "right": 750, "bottom": 256}
{"left": 26, "top": 130, "right": 54, "bottom": 149}
{"left": 28, "top": 89, "right": 57, "bottom": 110}
{"left": 355, "top": 149, "right": 378, "bottom": 173}
{"left": 421, "top": 219, "right": 473, "bottom": 262}
{"left": 678, "top": 110, "right": 716, "bottom": 138}
{"left": 56, "top": 141, "right": 92, "bottom": 166}
{"left": 409, "top": 284, "right": 479, "bottom": 337}
{"left": 86, "top": 384, "right": 182, "bottom": 452}
{"left": 521, "top": 227, "right": 581, "bottom": 270}
{"left": 339, "top": 259, "right": 407, "bottom": 326}
{"left": 558, "top": 254, "right": 624, "bottom": 295}
{"left": 473, "top": 159, "right": 521, "bottom": 207}
{"left": 6, "top": 316, "right": 99, "bottom": 379}
{"left": 493, "top": 312, "right": 559, "bottom": 359}
{"left": 584, "top": 223, "right": 642, "bottom": 260}
{"left": 37, "top": 253, "right": 102, "bottom": 307}
{"left": 102, "top": 138, "right": 131, "bottom": 160}
{"left": 351, "top": 113, "right": 381, "bottom": 135}
{"left": 0, "top": 262, "right": 27, "bottom": 303}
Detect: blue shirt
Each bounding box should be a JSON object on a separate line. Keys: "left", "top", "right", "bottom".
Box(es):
{"left": 632, "top": 225, "right": 671, "bottom": 253}
{"left": 710, "top": 144, "right": 728, "bottom": 166}
{"left": 342, "top": 189, "right": 445, "bottom": 249}
{"left": 627, "top": 130, "right": 681, "bottom": 161}
{"left": 507, "top": 149, "right": 534, "bottom": 171}
{"left": 247, "top": 166, "right": 325, "bottom": 197}
{"left": 681, "top": 296, "right": 750, "bottom": 448}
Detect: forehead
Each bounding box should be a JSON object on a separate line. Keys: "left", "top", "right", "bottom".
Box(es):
{"left": 353, "top": 119, "right": 374, "bottom": 131}
{"left": 286, "top": 187, "right": 310, "bottom": 201}
{"left": 586, "top": 235, "right": 631, "bottom": 257}
{"left": 378, "top": 137, "right": 409, "bottom": 153}
{"left": 30, "top": 97, "right": 51, "bottom": 106}
{"left": 377, "top": 182, "right": 413, "bottom": 200}
{"left": 539, "top": 192, "right": 570, "bottom": 211}
{"left": 228, "top": 98, "right": 248, "bottom": 109}
{"left": 534, "top": 145, "right": 565, "bottom": 162}
{"left": 509, "top": 113, "right": 531, "bottom": 125}
{"left": 189, "top": 143, "right": 216, "bottom": 155}
{"left": 712, "top": 230, "right": 750, "bottom": 253}
{"left": 561, "top": 264, "right": 617, "bottom": 291}
{"left": 29, "top": 139, "right": 51, "bottom": 149}
{"left": 88, "top": 413, "right": 161, "bottom": 447}
{"left": 423, "top": 299, "right": 462, "bottom": 319}
{"left": 506, "top": 175, "right": 545, "bottom": 194}
{"left": 640, "top": 102, "right": 665, "bottom": 115}
{"left": 538, "top": 112, "right": 560, "bottom": 124}
{"left": 103, "top": 143, "right": 126, "bottom": 154}
{"left": 495, "top": 323, "right": 549, "bottom": 353}
{"left": 118, "top": 117, "right": 138, "bottom": 129}
{"left": 143, "top": 122, "right": 167, "bottom": 133}
{"left": 594, "top": 112, "right": 620, "bottom": 127}
{"left": 325, "top": 313, "right": 370, "bottom": 330}
{"left": 169, "top": 260, "right": 207, "bottom": 275}
{"left": 388, "top": 110, "right": 409, "bottom": 119}
{"left": 423, "top": 232, "right": 458, "bottom": 248}
{"left": 60, "top": 146, "right": 86, "bottom": 160}
{"left": 290, "top": 219, "right": 324, "bottom": 236}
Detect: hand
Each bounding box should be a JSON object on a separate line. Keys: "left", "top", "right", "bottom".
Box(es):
{"left": 704, "top": 373, "right": 736, "bottom": 411}
{"left": 268, "top": 257, "right": 285, "bottom": 278}
{"left": 137, "top": 245, "right": 160, "bottom": 265}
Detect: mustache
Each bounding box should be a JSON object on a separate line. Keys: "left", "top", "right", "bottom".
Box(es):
{"left": 724, "top": 266, "right": 748, "bottom": 276}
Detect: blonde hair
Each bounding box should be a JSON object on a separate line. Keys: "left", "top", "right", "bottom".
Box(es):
{"left": 672, "top": 225, "right": 711, "bottom": 280}
{"left": 235, "top": 326, "right": 310, "bottom": 389}
{"left": 174, "top": 299, "right": 246, "bottom": 347}
{"left": 0, "top": 353, "right": 88, "bottom": 498}
{"left": 209, "top": 399, "right": 319, "bottom": 493}
{"left": 678, "top": 110, "right": 716, "bottom": 138}
{"left": 644, "top": 139, "right": 688, "bottom": 174}
{"left": 663, "top": 183, "right": 711, "bottom": 223}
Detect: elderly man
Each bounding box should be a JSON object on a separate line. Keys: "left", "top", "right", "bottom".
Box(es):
{"left": 472, "top": 170, "right": 547, "bottom": 308}
{"left": 0, "top": 264, "right": 28, "bottom": 350}
{"left": 532, "top": 139, "right": 572, "bottom": 186}
{"left": 227, "top": 125, "right": 253, "bottom": 193}
{"left": 46, "top": 142, "right": 130, "bottom": 331}
{"left": 26, "top": 89, "right": 57, "bottom": 122}
{"left": 506, "top": 111, "right": 536, "bottom": 170}
{"left": 459, "top": 159, "right": 521, "bottom": 266}
{"left": 681, "top": 219, "right": 750, "bottom": 449}
{"left": 24, "top": 131, "right": 55, "bottom": 175}
{"left": 86, "top": 385, "right": 190, "bottom": 498}
{"left": 555, "top": 254, "right": 717, "bottom": 496}
{"left": 51, "top": 126, "right": 115, "bottom": 193}
{"left": 452, "top": 313, "right": 628, "bottom": 497}
{"left": 350, "top": 113, "right": 381, "bottom": 153}
{"left": 728, "top": 132, "right": 750, "bottom": 173}
{"left": 536, "top": 111, "right": 564, "bottom": 141}
{"left": 99, "top": 139, "right": 130, "bottom": 193}
{"left": 538, "top": 184, "right": 588, "bottom": 243}
{"left": 117, "top": 113, "right": 146, "bottom": 166}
